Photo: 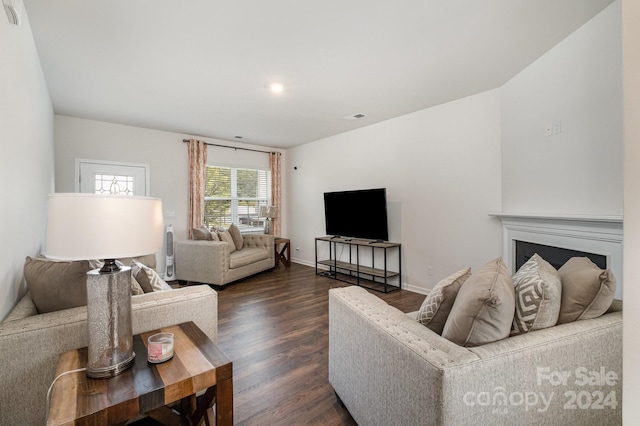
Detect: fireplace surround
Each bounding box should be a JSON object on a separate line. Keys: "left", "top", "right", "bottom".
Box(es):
{"left": 492, "top": 213, "right": 623, "bottom": 299}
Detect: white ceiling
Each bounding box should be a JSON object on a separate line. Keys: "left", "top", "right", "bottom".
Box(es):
{"left": 23, "top": 0, "right": 614, "bottom": 149}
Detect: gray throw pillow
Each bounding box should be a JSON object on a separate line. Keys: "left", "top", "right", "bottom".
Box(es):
{"left": 442, "top": 258, "right": 515, "bottom": 347}
{"left": 417, "top": 267, "right": 471, "bottom": 334}
{"left": 511, "top": 254, "right": 561, "bottom": 335}
{"left": 23, "top": 256, "right": 91, "bottom": 313}
{"left": 557, "top": 257, "right": 616, "bottom": 324}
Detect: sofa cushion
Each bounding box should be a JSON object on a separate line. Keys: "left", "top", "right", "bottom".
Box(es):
{"left": 511, "top": 253, "right": 561, "bottom": 336}
{"left": 557, "top": 257, "right": 616, "bottom": 324}
{"left": 218, "top": 231, "right": 237, "bottom": 253}
{"left": 131, "top": 260, "right": 172, "bottom": 292}
{"left": 417, "top": 267, "right": 471, "bottom": 334}
{"left": 228, "top": 224, "right": 244, "bottom": 251}
{"left": 442, "top": 258, "right": 515, "bottom": 347}
{"left": 193, "top": 226, "right": 213, "bottom": 240}
{"left": 230, "top": 247, "right": 270, "bottom": 269}
{"left": 23, "top": 256, "right": 91, "bottom": 314}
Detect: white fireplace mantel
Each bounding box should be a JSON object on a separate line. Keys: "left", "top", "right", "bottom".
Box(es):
{"left": 490, "top": 213, "right": 623, "bottom": 299}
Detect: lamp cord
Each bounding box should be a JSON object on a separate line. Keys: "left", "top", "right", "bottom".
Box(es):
{"left": 45, "top": 367, "right": 86, "bottom": 423}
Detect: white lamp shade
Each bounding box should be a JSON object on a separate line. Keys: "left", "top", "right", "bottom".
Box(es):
{"left": 45, "top": 193, "right": 163, "bottom": 260}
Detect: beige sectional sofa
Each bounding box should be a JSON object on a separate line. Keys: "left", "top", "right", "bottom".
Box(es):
{"left": 328, "top": 285, "right": 622, "bottom": 426}
{"left": 0, "top": 283, "right": 218, "bottom": 425}
{"left": 175, "top": 233, "right": 275, "bottom": 286}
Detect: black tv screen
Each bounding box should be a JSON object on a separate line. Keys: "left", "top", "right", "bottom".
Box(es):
{"left": 324, "top": 188, "right": 389, "bottom": 241}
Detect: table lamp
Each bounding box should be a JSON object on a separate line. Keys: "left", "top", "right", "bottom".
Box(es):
{"left": 45, "top": 193, "right": 163, "bottom": 378}
{"left": 260, "top": 205, "right": 277, "bottom": 235}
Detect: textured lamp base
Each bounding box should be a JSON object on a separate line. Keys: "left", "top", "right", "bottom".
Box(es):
{"left": 86, "top": 266, "right": 135, "bottom": 379}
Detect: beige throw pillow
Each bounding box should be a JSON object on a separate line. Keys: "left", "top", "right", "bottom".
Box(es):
{"left": 557, "top": 257, "right": 616, "bottom": 324}
{"left": 417, "top": 267, "right": 471, "bottom": 334}
{"left": 228, "top": 223, "right": 244, "bottom": 251}
{"left": 218, "top": 231, "right": 237, "bottom": 253}
{"left": 131, "top": 260, "right": 172, "bottom": 292}
{"left": 192, "top": 226, "right": 213, "bottom": 240}
{"left": 24, "top": 256, "right": 91, "bottom": 313}
{"left": 511, "top": 254, "right": 561, "bottom": 335}
{"left": 442, "top": 258, "right": 515, "bottom": 347}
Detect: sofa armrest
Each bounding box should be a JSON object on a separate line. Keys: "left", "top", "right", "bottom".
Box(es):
{"left": 329, "top": 286, "right": 478, "bottom": 425}
{"left": 175, "top": 240, "right": 230, "bottom": 284}
{"left": 2, "top": 291, "right": 38, "bottom": 322}
{"left": 0, "top": 285, "right": 217, "bottom": 426}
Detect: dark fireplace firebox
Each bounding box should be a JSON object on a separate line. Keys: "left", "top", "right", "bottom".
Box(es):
{"left": 515, "top": 240, "right": 607, "bottom": 272}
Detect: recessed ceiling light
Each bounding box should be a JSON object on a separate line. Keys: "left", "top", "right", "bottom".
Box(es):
{"left": 270, "top": 83, "right": 284, "bottom": 94}
{"left": 234, "top": 136, "right": 243, "bottom": 139}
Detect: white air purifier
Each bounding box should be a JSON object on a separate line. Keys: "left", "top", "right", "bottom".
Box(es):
{"left": 165, "top": 224, "right": 175, "bottom": 281}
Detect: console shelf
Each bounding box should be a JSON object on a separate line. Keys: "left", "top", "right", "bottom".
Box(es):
{"left": 315, "top": 236, "right": 401, "bottom": 293}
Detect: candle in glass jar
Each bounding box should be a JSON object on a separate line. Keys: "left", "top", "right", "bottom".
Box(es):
{"left": 147, "top": 332, "right": 174, "bottom": 363}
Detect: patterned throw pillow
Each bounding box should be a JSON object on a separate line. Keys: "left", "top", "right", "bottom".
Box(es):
{"left": 511, "top": 254, "right": 562, "bottom": 336}
{"left": 131, "top": 260, "right": 172, "bottom": 292}
{"left": 417, "top": 268, "right": 471, "bottom": 334}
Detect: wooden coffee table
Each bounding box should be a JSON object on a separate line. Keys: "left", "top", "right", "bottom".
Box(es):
{"left": 46, "top": 322, "right": 233, "bottom": 426}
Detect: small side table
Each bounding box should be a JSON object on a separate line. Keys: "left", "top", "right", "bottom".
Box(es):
{"left": 274, "top": 237, "right": 291, "bottom": 267}
{"left": 47, "top": 322, "right": 233, "bottom": 426}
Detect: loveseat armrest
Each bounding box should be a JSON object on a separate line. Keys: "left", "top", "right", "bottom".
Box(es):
{"left": 175, "top": 240, "right": 230, "bottom": 285}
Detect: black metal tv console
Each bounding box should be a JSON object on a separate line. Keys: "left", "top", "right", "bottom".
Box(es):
{"left": 315, "top": 236, "right": 401, "bottom": 293}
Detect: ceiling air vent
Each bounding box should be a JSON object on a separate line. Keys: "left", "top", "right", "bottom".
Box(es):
{"left": 342, "top": 113, "right": 366, "bottom": 121}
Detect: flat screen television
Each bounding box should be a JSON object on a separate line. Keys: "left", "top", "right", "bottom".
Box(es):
{"left": 324, "top": 188, "right": 389, "bottom": 241}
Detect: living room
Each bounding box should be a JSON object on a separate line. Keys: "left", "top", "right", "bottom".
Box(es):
{"left": 1, "top": 0, "right": 639, "bottom": 424}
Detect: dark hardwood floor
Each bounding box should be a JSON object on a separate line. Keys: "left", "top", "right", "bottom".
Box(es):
{"left": 215, "top": 262, "right": 425, "bottom": 425}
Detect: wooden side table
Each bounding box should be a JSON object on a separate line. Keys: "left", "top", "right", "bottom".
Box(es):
{"left": 274, "top": 237, "right": 291, "bottom": 267}
{"left": 47, "top": 322, "right": 233, "bottom": 426}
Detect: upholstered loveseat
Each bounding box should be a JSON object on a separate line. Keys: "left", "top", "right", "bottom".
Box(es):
{"left": 0, "top": 257, "right": 218, "bottom": 426}
{"left": 328, "top": 257, "right": 622, "bottom": 425}
{"left": 175, "top": 227, "right": 274, "bottom": 287}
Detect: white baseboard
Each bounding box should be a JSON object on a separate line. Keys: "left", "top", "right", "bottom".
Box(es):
{"left": 291, "top": 258, "right": 317, "bottom": 268}
{"left": 404, "top": 283, "right": 429, "bottom": 296}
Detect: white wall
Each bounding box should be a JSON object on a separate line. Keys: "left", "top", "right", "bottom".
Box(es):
{"left": 622, "top": 0, "right": 640, "bottom": 421}
{"left": 0, "top": 2, "right": 54, "bottom": 320}
{"left": 54, "top": 115, "right": 284, "bottom": 274}
{"left": 501, "top": 1, "right": 622, "bottom": 216}
{"left": 287, "top": 89, "right": 503, "bottom": 293}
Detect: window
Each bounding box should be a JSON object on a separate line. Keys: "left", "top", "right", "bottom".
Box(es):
{"left": 76, "top": 159, "right": 149, "bottom": 196}
{"left": 94, "top": 174, "right": 134, "bottom": 195}
{"left": 204, "top": 166, "right": 270, "bottom": 233}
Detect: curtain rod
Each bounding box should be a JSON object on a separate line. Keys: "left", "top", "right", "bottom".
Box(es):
{"left": 182, "top": 139, "right": 279, "bottom": 155}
